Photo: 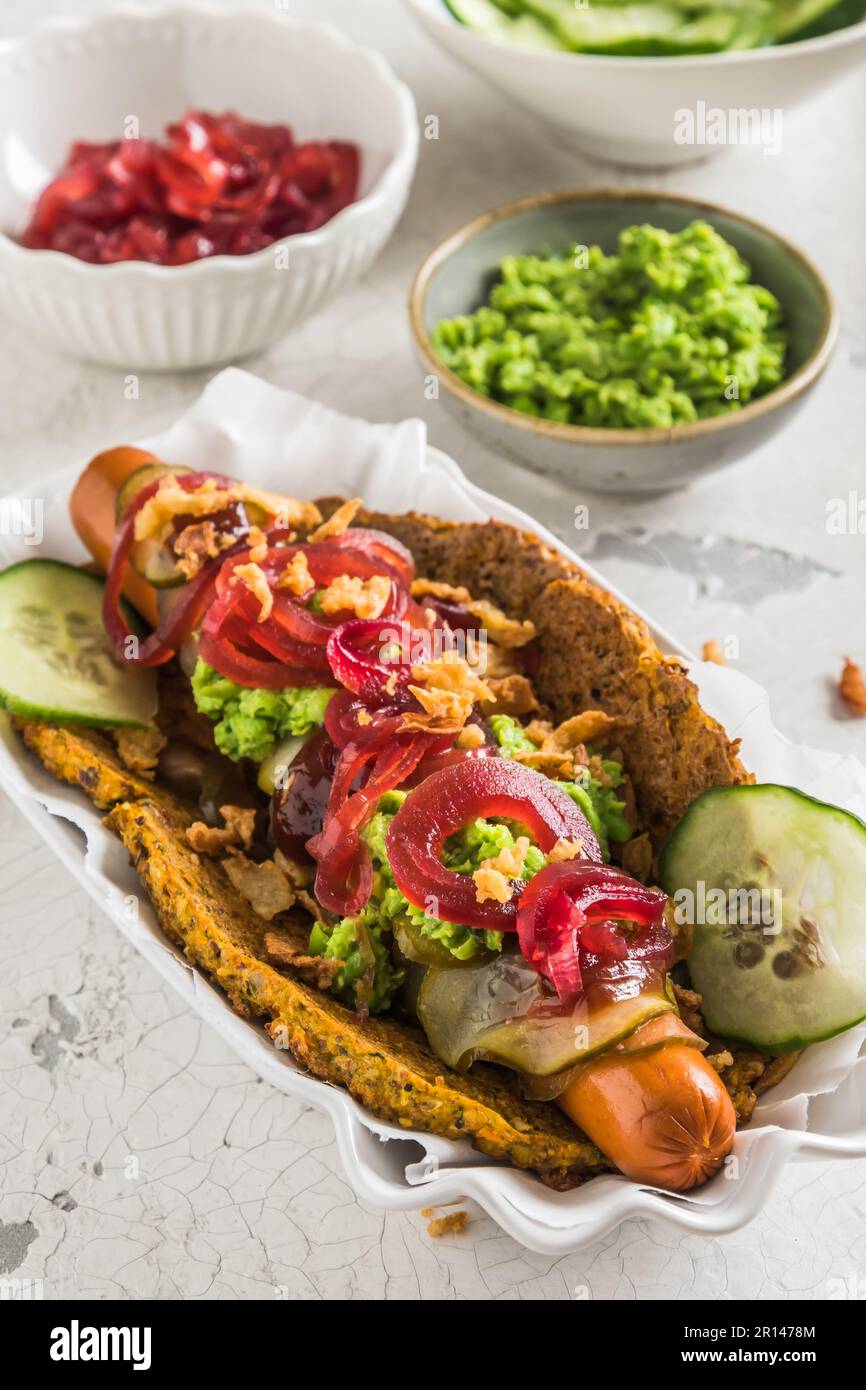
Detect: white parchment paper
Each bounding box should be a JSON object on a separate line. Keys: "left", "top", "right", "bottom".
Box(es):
{"left": 1, "top": 368, "right": 864, "bottom": 1253}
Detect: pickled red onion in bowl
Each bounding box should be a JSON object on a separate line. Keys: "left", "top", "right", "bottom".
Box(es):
{"left": 0, "top": 9, "right": 418, "bottom": 367}
{"left": 20, "top": 111, "right": 361, "bottom": 267}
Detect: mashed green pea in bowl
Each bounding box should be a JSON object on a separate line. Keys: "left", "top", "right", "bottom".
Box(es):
{"left": 409, "top": 189, "right": 837, "bottom": 493}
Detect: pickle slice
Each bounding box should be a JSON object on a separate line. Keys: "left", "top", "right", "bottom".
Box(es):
{"left": 418, "top": 949, "right": 673, "bottom": 1077}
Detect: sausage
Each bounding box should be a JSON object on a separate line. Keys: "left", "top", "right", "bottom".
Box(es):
{"left": 69, "top": 445, "right": 161, "bottom": 627}
{"left": 557, "top": 1017, "right": 736, "bottom": 1191}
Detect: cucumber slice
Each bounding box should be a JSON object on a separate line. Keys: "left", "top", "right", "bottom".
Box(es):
{"left": 660, "top": 784, "right": 866, "bottom": 1053}
{"left": 662, "top": 10, "right": 744, "bottom": 47}
{"left": 445, "top": 0, "right": 566, "bottom": 46}
{"left": 116, "top": 463, "right": 192, "bottom": 589}
{"left": 0, "top": 560, "right": 157, "bottom": 727}
{"left": 444, "top": 0, "right": 512, "bottom": 32}
{"left": 728, "top": 5, "right": 773, "bottom": 45}
{"left": 772, "top": 0, "right": 864, "bottom": 41}
{"left": 444, "top": 0, "right": 511, "bottom": 30}
{"left": 528, "top": 1, "right": 745, "bottom": 53}
{"left": 128, "top": 537, "right": 187, "bottom": 589}
{"left": 509, "top": 13, "right": 569, "bottom": 44}
{"left": 526, "top": 0, "right": 683, "bottom": 48}
{"left": 599, "top": 0, "right": 765, "bottom": 11}
{"left": 117, "top": 463, "right": 268, "bottom": 590}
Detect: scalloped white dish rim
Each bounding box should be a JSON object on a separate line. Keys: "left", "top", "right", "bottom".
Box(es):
{"left": 1, "top": 375, "right": 865, "bottom": 1255}
{"left": 0, "top": 4, "right": 419, "bottom": 280}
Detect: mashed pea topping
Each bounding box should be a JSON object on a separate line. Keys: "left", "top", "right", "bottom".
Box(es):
{"left": 309, "top": 791, "right": 542, "bottom": 1013}
{"left": 490, "top": 714, "right": 632, "bottom": 859}
{"left": 191, "top": 658, "right": 334, "bottom": 763}
{"left": 432, "top": 221, "right": 787, "bottom": 429}
{"left": 310, "top": 717, "right": 636, "bottom": 1012}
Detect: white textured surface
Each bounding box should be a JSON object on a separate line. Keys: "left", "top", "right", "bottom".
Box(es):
{"left": 1, "top": 0, "right": 865, "bottom": 1301}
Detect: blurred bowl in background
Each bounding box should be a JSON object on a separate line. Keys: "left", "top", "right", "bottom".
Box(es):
{"left": 409, "top": 188, "right": 838, "bottom": 495}
{"left": 0, "top": 5, "right": 419, "bottom": 370}
{"left": 404, "top": 0, "right": 866, "bottom": 167}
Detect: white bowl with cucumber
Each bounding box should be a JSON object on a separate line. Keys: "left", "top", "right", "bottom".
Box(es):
{"left": 405, "top": 0, "right": 866, "bottom": 166}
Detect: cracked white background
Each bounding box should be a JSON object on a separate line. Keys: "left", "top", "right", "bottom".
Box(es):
{"left": 1, "top": 0, "right": 865, "bottom": 1300}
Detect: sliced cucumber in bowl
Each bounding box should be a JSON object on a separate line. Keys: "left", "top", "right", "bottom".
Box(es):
{"left": 445, "top": 0, "right": 513, "bottom": 31}
{"left": 445, "top": 0, "right": 566, "bottom": 45}
{"left": 661, "top": 784, "right": 866, "bottom": 1053}
{"left": 772, "top": 0, "right": 865, "bottom": 42}
{"left": 0, "top": 560, "right": 157, "bottom": 727}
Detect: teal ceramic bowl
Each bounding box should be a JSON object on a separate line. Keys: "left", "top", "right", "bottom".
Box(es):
{"left": 409, "top": 188, "right": 838, "bottom": 494}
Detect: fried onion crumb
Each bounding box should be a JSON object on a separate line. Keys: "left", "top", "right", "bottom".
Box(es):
{"left": 308, "top": 497, "right": 363, "bottom": 542}
{"left": 548, "top": 837, "right": 583, "bottom": 863}
{"left": 185, "top": 805, "right": 255, "bottom": 857}
{"left": 839, "top": 657, "right": 866, "bottom": 716}
{"left": 113, "top": 725, "right": 166, "bottom": 777}
{"left": 702, "top": 640, "right": 727, "bottom": 666}
{"left": 421, "top": 1209, "right": 468, "bottom": 1239}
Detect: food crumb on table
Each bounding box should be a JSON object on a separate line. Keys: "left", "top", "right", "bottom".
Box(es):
{"left": 422, "top": 1208, "right": 469, "bottom": 1238}
{"left": 702, "top": 640, "right": 727, "bottom": 666}
{"left": 839, "top": 657, "right": 866, "bottom": 715}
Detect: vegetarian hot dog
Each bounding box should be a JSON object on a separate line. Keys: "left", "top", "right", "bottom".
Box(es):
{"left": 558, "top": 1015, "right": 736, "bottom": 1190}
{"left": 57, "top": 449, "right": 740, "bottom": 1195}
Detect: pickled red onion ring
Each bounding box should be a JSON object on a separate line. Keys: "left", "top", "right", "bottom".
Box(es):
{"left": 385, "top": 759, "right": 601, "bottom": 933}
{"left": 326, "top": 619, "right": 413, "bottom": 701}
{"left": 308, "top": 733, "right": 443, "bottom": 916}
{"left": 324, "top": 528, "right": 415, "bottom": 587}
{"left": 516, "top": 862, "right": 672, "bottom": 1007}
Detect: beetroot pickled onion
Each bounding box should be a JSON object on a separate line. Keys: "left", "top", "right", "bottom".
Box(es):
{"left": 206, "top": 540, "right": 408, "bottom": 686}
{"left": 199, "top": 622, "right": 319, "bottom": 689}
{"left": 242, "top": 611, "right": 332, "bottom": 675}
{"left": 326, "top": 619, "right": 413, "bottom": 701}
{"left": 385, "top": 759, "right": 601, "bottom": 933}
{"left": 516, "top": 862, "right": 672, "bottom": 1006}
{"left": 324, "top": 690, "right": 412, "bottom": 751}
{"left": 308, "top": 733, "right": 438, "bottom": 916}
{"left": 217, "top": 542, "right": 407, "bottom": 632}
{"left": 421, "top": 595, "right": 481, "bottom": 636}
{"left": 200, "top": 590, "right": 327, "bottom": 688}
{"left": 539, "top": 890, "right": 585, "bottom": 1006}
{"left": 21, "top": 110, "right": 360, "bottom": 265}
{"left": 324, "top": 528, "right": 415, "bottom": 587}
{"left": 401, "top": 742, "right": 495, "bottom": 789}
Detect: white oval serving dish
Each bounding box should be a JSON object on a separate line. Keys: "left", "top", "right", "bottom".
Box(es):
{"left": 1, "top": 368, "right": 864, "bottom": 1254}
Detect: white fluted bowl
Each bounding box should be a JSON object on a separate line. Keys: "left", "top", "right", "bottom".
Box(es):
{"left": 0, "top": 6, "right": 418, "bottom": 370}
